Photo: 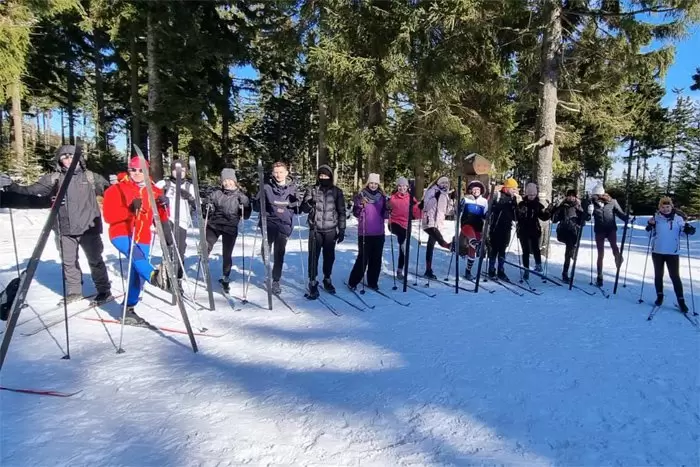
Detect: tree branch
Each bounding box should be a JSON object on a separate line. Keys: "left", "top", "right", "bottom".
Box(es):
{"left": 567, "top": 7, "right": 677, "bottom": 18}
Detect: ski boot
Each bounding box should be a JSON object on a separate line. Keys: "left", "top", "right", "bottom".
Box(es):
{"left": 122, "top": 307, "right": 146, "bottom": 326}
{"left": 596, "top": 275, "right": 603, "bottom": 287}
{"left": 92, "top": 291, "right": 113, "bottom": 305}
{"left": 654, "top": 294, "right": 663, "bottom": 307}
{"left": 561, "top": 272, "right": 570, "bottom": 283}
{"left": 323, "top": 277, "right": 336, "bottom": 294}
{"left": 497, "top": 270, "right": 509, "bottom": 282}
{"left": 424, "top": 270, "right": 438, "bottom": 280}
{"left": 396, "top": 270, "right": 404, "bottom": 281}
{"left": 150, "top": 265, "right": 171, "bottom": 292}
{"left": 522, "top": 270, "right": 530, "bottom": 281}
{"left": 463, "top": 269, "right": 473, "bottom": 281}
{"left": 367, "top": 284, "right": 379, "bottom": 292}
{"left": 678, "top": 298, "right": 689, "bottom": 313}
{"left": 487, "top": 268, "right": 496, "bottom": 279}
{"left": 271, "top": 281, "right": 282, "bottom": 295}
{"left": 615, "top": 253, "right": 624, "bottom": 269}
{"left": 219, "top": 276, "right": 231, "bottom": 293}
{"left": 534, "top": 263, "right": 543, "bottom": 273}
{"left": 306, "top": 280, "right": 319, "bottom": 300}
{"left": 58, "top": 293, "right": 83, "bottom": 307}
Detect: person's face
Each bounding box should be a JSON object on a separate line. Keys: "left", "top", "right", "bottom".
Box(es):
{"left": 128, "top": 167, "right": 145, "bottom": 183}
{"left": 172, "top": 166, "right": 186, "bottom": 179}
{"left": 660, "top": 203, "right": 673, "bottom": 215}
{"left": 566, "top": 195, "right": 577, "bottom": 203}
{"left": 59, "top": 153, "right": 73, "bottom": 168}
{"left": 273, "top": 166, "right": 288, "bottom": 183}
{"left": 368, "top": 182, "right": 379, "bottom": 191}
{"left": 319, "top": 173, "right": 331, "bottom": 181}
{"left": 223, "top": 179, "right": 237, "bottom": 190}
{"left": 526, "top": 191, "right": 537, "bottom": 200}
{"left": 508, "top": 187, "right": 518, "bottom": 196}
{"left": 438, "top": 181, "right": 449, "bottom": 190}
{"left": 470, "top": 187, "right": 481, "bottom": 197}
{"left": 397, "top": 184, "right": 408, "bottom": 194}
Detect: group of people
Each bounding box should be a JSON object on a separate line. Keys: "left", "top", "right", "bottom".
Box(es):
{"left": 0, "top": 145, "right": 696, "bottom": 320}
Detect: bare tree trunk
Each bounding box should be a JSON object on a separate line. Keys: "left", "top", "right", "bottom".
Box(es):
{"left": 60, "top": 108, "right": 66, "bottom": 145}
{"left": 32, "top": 111, "right": 39, "bottom": 150}
{"left": 534, "top": 0, "right": 562, "bottom": 204}
{"left": 667, "top": 142, "right": 675, "bottom": 192}
{"left": 625, "top": 138, "right": 634, "bottom": 211}
{"left": 318, "top": 82, "right": 329, "bottom": 167}
{"left": 147, "top": 7, "right": 163, "bottom": 178}
{"left": 635, "top": 153, "right": 640, "bottom": 182}
{"left": 42, "top": 111, "right": 48, "bottom": 147}
{"left": 66, "top": 62, "right": 75, "bottom": 144}
{"left": 367, "top": 99, "right": 384, "bottom": 176}
{"left": 414, "top": 156, "right": 426, "bottom": 200}
{"left": 94, "top": 29, "right": 108, "bottom": 155}
{"left": 129, "top": 31, "right": 143, "bottom": 157}
{"left": 10, "top": 80, "right": 25, "bottom": 166}
{"left": 221, "top": 70, "right": 231, "bottom": 164}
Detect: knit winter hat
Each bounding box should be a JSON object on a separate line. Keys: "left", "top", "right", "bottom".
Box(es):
{"left": 367, "top": 173, "right": 380, "bottom": 185}
{"left": 503, "top": 178, "right": 518, "bottom": 189}
{"left": 592, "top": 183, "right": 605, "bottom": 196}
{"left": 396, "top": 176, "right": 408, "bottom": 187}
{"left": 467, "top": 180, "right": 485, "bottom": 193}
{"left": 566, "top": 189, "right": 577, "bottom": 197}
{"left": 437, "top": 176, "right": 449, "bottom": 187}
{"left": 524, "top": 182, "right": 538, "bottom": 196}
{"left": 221, "top": 168, "right": 237, "bottom": 183}
{"left": 317, "top": 164, "right": 333, "bottom": 179}
{"left": 170, "top": 159, "right": 185, "bottom": 172}
{"left": 128, "top": 156, "right": 147, "bottom": 170}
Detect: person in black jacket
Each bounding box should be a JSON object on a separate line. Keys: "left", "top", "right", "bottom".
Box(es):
{"left": 516, "top": 182, "right": 552, "bottom": 279}
{"left": 0, "top": 145, "right": 112, "bottom": 305}
{"left": 205, "top": 168, "right": 250, "bottom": 292}
{"left": 590, "top": 183, "right": 631, "bottom": 286}
{"left": 258, "top": 161, "right": 301, "bottom": 295}
{"left": 301, "top": 165, "right": 346, "bottom": 298}
{"left": 487, "top": 178, "right": 519, "bottom": 281}
{"left": 552, "top": 189, "right": 587, "bottom": 282}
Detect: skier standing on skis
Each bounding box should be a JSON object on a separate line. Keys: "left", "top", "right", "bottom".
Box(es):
{"left": 420, "top": 176, "right": 454, "bottom": 279}
{"left": 258, "top": 161, "right": 301, "bottom": 295}
{"left": 487, "top": 178, "right": 519, "bottom": 280}
{"left": 205, "top": 168, "right": 250, "bottom": 292}
{"left": 515, "top": 182, "right": 552, "bottom": 279}
{"left": 0, "top": 145, "right": 113, "bottom": 305}
{"left": 102, "top": 157, "right": 172, "bottom": 324}
{"left": 301, "top": 165, "right": 346, "bottom": 298}
{"left": 387, "top": 177, "right": 421, "bottom": 280}
{"left": 590, "top": 184, "right": 630, "bottom": 286}
{"left": 459, "top": 180, "right": 488, "bottom": 280}
{"left": 155, "top": 159, "right": 196, "bottom": 288}
{"left": 348, "top": 173, "right": 387, "bottom": 291}
{"left": 551, "top": 189, "right": 586, "bottom": 282}
{"left": 646, "top": 197, "right": 696, "bottom": 312}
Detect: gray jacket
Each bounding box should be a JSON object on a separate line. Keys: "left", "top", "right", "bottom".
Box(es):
{"left": 592, "top": 195, "right": 628, "bottom": 233}
{"left": 7, "top": 146, "right": 109, "bottom": 236}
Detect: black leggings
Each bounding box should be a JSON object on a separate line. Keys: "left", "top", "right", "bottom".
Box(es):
{"left": 389, "top": 223, "right": 407, "bottom": 270}
{"left": 519, "top": 234, "right": 542, "bottom": 269}
{"left": 424, "top": 227, "right": 449, "bottom": 271}
{"left": 206, "top": 226, "right": 238, "bottom": 277}
{"left": 308, "top": 229, "right": 337, "bottom": 280}
{"left": 651, "top": 253, "right": 684, "bottom": 298}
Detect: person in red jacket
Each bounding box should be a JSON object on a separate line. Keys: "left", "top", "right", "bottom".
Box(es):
{"left": 102, "top": 157, "right": 171, "bottom": 324}
{"left": 387, "top": 177, "right": 421, "bottom": 279}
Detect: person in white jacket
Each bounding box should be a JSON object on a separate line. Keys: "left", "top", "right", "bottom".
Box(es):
{"left": 155, "top": 159, "right": 196, "bottom": 285}
{"left": 646, "top": 197, "right": 696, "bottom": 312}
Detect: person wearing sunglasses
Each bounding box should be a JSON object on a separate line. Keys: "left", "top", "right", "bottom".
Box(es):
{"left": 0, "top": 145, "right": 113, "bottom": 306}
{"left": 102, "top": 157, "right": 171, "bottom": 325}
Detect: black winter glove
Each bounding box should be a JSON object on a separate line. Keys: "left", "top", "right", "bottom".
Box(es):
{"left": 129, "top": 198, "right": 142, "bottom": 214}
{"left": 180, "top": 189, "right": 195, "bottom": 202}
{"left": 161, "top": 220, "right": 174, "bottom": 246}
{"left": 156, "top": 194, "right": 169, "bottom": 208}
{"left": 337, "top": 229, "right": 345, "bottom": 244}
{"left": 683, "top": 223, "right": 696, "bottom": 235}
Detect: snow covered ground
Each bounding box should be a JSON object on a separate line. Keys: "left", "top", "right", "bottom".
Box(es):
{"left": 1, "top": 208, "right": 698, "bottom": 466}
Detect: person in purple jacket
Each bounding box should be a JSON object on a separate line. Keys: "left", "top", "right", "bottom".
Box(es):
{"left": 348, "top": 173, "right": 387, "bottom": 291}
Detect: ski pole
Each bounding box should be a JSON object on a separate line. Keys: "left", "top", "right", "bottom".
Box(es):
{"left": 8, "top": 208, "right": 21, "bottom": 278}
{"left": 444, "top": 248, "right": 454, "bottom": 282}
{"left": 360, "top": 206, "right": 367, "bottom": 295}
{"left": 637, "top": 231, "right": 652, "bottom": 304}
{"left": 622, "top": 221, "right": 635, "bottom": 288}
{"left": 240, "top": 204, "right": 246, "bottom": 300}
{"left": 193, "top": 204, "right": 211, "bottom": 300}
{"left": 515, "top": 231, "right": 522, "bottom": 281}
{"left": 589, "top": 222, "right": 594, "bottom": 285}
{"left": 413, "top": 220, "right": 422, "bottom": 286}
{"left": 388, "top": 215, "right": 398, "bottom": 290}
{"left": 295, "top": 214, "right": 308, "bottom": 292}
{"left": 686, "top": 235, "right": 696, "bottom": 314}
{"left": 243, "top": 225, "right": 259, "bottom": 303}
{"left": 118, "top": 252, "right": 125, "bottom": 294}
{"left": 55, "top": 217, "right": 70, "bottom": 360}
{"left": 117, "top": 233, "right": 137, "bottom": 354}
